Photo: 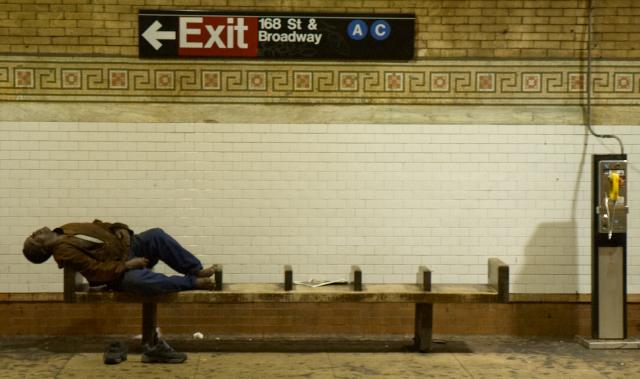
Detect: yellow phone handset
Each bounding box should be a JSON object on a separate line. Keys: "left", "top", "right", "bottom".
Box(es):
{"left": 609, "top": 172, "right": 620, "bottom": 202}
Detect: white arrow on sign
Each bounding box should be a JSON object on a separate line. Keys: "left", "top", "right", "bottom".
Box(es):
{"left": 142, "top": 20, "right": 176, "bottom": 50}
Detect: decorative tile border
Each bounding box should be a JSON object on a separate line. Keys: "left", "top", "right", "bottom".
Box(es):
{"left": 430, "top": 73, "right": 449, "bottom": 92}
{"left": 1, "top": 58, "right": 639, "bottom": 105}
{"left": 522, "top": 73, "right": 541, "bottom": 93}
{"left": 155, "top": 71, "right": 175, "bottom": 90}
{"left": 202, "top": 71, "right": 221, "bottom": 90}
{"left": 615, "top": 73, "right": 634, "bottom": 93}
{"left": 62, "top": 70, "right": 81, "bottom": 89}
{"left": 294, "top": 72, "right": 312, "bottom": 91}
{"left": 385, "top": 72, "right": 404, "bottom": 92}
{"left": 568, "top": 73, "right": 586, "bottom": 92}
{"left": 14, "top": 68, "right": 34, "bottom": 89}
{"left": 109, "top": 70, "right": 128, "bottom": 89}
{"left": 339, "top": 72, "right": 358, "bottom": 92}
{"left": 477, "top": 73, "right": 495, "bottom": 92}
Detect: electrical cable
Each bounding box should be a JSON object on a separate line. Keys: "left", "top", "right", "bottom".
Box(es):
{"left": 585, "top": 0, "right": 624, "bottom": 155}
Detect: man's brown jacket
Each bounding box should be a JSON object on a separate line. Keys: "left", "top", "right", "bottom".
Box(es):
{"left": 52, "top": 220, "right": 133, "bottom": 285}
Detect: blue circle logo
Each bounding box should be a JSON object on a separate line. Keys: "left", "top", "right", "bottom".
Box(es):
{"left": 347, "top": 20, "right": 368, "bottom": 41}
{"left": 371, "top": 20, "right": 391, "bottom": 41}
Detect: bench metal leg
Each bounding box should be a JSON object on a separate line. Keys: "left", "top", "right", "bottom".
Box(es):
{"left": 142, "top": 302, "right": 157, "bottom": 345}
{"left": 414, "top": 303, "right": 433, "bottom": 353}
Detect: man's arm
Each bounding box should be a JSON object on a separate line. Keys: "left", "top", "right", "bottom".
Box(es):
{"left": 55, "top": 247, "right": 147, "bottom": 284}
{"left": 56, "top": 248, "right": 126, "bottom": 284}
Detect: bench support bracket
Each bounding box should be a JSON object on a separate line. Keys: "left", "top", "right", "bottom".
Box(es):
{"left": 414, "top": 303, "right": 433, "bottom": 353}
{"left": 142, "top": 302, "right": 158, "bottom": 345}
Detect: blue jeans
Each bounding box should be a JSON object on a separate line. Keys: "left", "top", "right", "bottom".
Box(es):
{"left": 114, "top": 228, "right": 203, "bottom": 296}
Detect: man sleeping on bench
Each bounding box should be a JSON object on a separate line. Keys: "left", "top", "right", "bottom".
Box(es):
{"left": 22, "top": 220, "right": 216, "bottom": 364}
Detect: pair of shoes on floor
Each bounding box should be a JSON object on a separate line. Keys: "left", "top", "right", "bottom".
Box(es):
{"left": 142, "top": 338, "right": 188, "bottom": 364}
{"left": 103, "top": 341, "right": 127, "bottom": 365}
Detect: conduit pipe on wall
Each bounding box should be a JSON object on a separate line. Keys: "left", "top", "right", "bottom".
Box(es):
{"left": 585, "top": 0, "right": 624, "bottom": 154}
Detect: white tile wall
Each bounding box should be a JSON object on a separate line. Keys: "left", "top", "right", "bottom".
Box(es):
{"left": 1, "top": 122, "right": 638, "bottom": 293}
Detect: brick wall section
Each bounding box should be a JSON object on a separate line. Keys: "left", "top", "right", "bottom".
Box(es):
{"left": 0, "top": 0, "right": 638, "bottom": 59}
{"left": 1, "top": 302, "right": 638, "bottom": 337}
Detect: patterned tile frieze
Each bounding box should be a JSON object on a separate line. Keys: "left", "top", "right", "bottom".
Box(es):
{"left": 1, "top": 57, "right": 639, "bottom": 105}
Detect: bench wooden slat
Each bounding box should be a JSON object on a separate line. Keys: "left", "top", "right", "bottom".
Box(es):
{"left": 72, "top": 283, "right": 499, "bottom": 304}
{"left": 64, "top": 261, "right": 509, "bottom": 304}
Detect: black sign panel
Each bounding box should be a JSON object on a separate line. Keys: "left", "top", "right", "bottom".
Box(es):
{"left": 139, "top": 10, "right": 415, "bottom": 60}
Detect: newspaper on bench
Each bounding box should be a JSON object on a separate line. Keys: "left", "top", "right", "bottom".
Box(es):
{"left": 293, "top": 279, "right": 348, "bottom": 288}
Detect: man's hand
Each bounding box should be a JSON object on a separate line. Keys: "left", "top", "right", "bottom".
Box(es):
{"left": 124, "top": 257, "right": 148, "bottom": 270}
{"left": 115, "top": 228, "right": 131, "bottom": 247}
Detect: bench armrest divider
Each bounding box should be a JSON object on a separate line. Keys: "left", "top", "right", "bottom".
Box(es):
{"left": 488, "top": 258, "right": 509, "bottom": 303}
{"left": 351, "top": 266, "right": 362, "bottom": 292}
{"left": 284, "top": 265, "right": 293, "bottom": 291}
{"left": 214, "top": 265, "right": 223, "bottom": 291}
{"left": 417, "top": 266, "right": 432, "bottom": 291}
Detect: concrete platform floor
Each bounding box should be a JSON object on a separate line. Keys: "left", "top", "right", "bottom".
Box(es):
{"left": 1, "top": 335, "right": 639, "bottom": 378}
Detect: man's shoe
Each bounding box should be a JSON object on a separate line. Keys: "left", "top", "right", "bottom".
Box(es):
{"left": 103, "top": 341, "right": 127, "bottom": 365}
{"left": 196, "top": 265, "right": 217, "bottom": 278}
{"left": 195, "top": 277, "right": 214, "bottom": 290}
{"left": 141, "top": 339, "right": 187, "bottom": 364}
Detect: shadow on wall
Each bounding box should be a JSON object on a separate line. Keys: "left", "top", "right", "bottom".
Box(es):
{"left": 515, "top": 221, "right": 581, "bottom": 335}
{"left": 522, "top": 221, "right": 580, "bottom": 292}
{"left": 511, "top": 126, "right": 590, "bottom": 336}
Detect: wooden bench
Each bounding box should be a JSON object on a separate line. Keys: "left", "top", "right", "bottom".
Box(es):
{"left": 63, "top": 258, "right": 509, "bottom": 352}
